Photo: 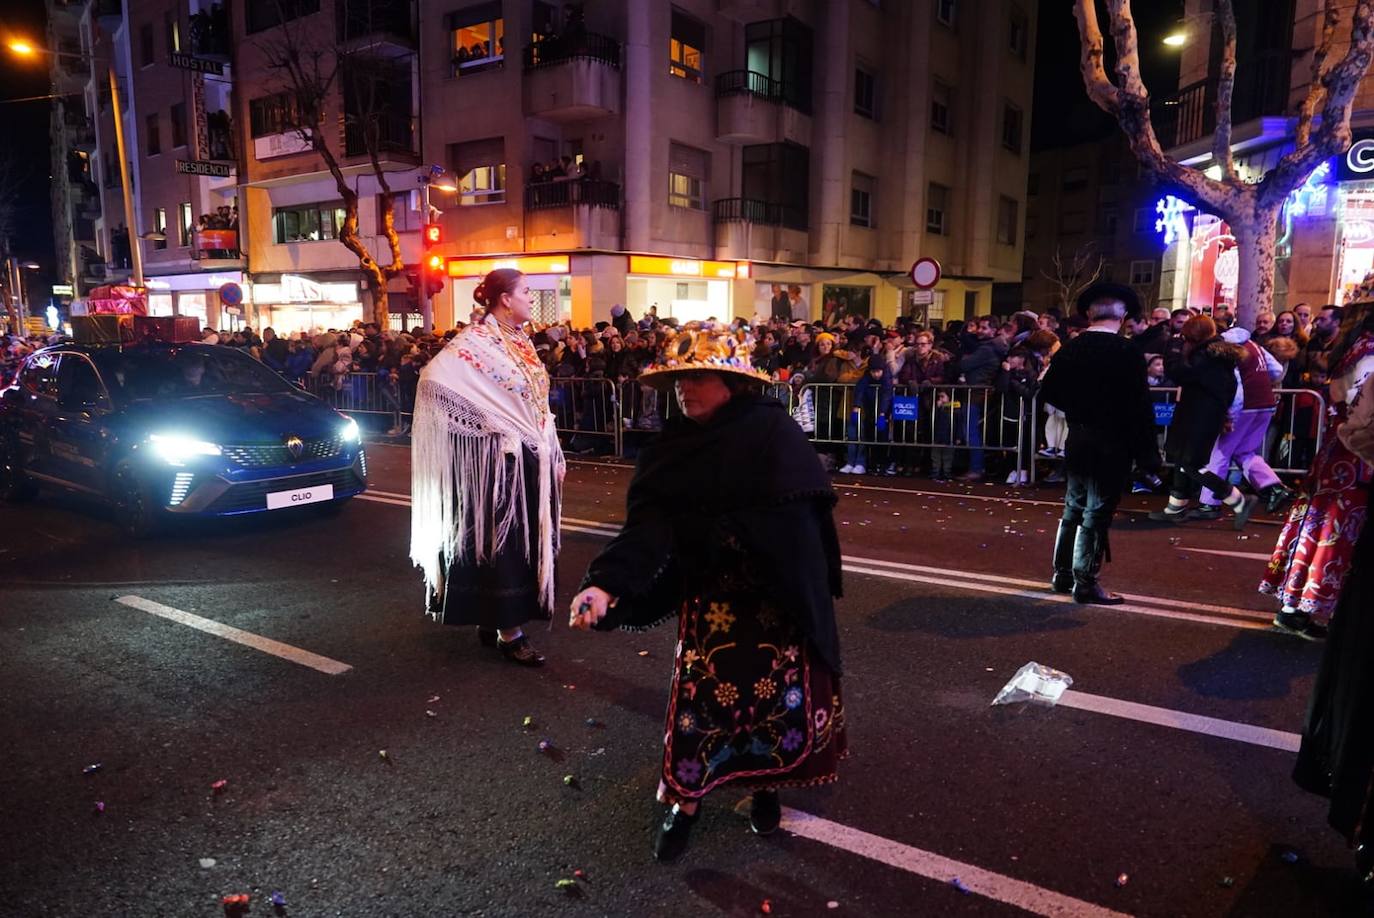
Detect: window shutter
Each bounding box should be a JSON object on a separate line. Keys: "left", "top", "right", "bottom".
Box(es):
{"left": 447, "top": 1, "right": 502, "bottom": 31}
{"left": 451, "top": 137, "right": 506, "bottom": 176}
{"left": 669, "top": 142, "right": 708, "bottom": 180}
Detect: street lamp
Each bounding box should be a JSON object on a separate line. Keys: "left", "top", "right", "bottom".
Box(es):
{"left": 8, "top": 37, "right": 144, "bottom": 289}
{"left": 1162, "top": 31, "right": 1187, "bottom": 47}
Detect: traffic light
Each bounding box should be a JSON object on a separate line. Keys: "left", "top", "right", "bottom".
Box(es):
{"left": 424, "top": 253, "right": 444, "bottom": 298}
{"left": 421, "top": 223, "right": 444, "bottom": 298}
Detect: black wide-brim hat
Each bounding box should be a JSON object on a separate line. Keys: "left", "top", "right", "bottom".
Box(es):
{"left": 1075, "top": 282, "right": 1142, "bottom": 320}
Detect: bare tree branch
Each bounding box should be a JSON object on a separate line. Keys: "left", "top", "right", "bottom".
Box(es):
{"left": 1040, "top": 244, "right": 1105, "bottom": 310}
{"left": 1295, "top": 0, "right": 1340, "bottom": 150}
{"left": 1213, "top": 0, "right": 1238, "bottom": 181}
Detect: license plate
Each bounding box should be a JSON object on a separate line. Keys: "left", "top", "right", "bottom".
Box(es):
{"left": 266, "top": 484, "right": 334, "bottom": 510}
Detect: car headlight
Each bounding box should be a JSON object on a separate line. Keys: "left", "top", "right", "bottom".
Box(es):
{"left": 340, "top": 417, "right": 361, "bottom": 443}
{"left": 148, "top": 433, "right": 222, "bottom": 466}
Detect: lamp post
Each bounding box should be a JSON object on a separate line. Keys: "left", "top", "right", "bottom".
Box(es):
{"left": 8, "top": 39, "right": 143, "bottom": 289}
{"left": 8, "top": 259, "right": 41, "bottom": 329}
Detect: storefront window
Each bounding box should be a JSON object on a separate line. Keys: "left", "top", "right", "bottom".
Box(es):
{"left": 147, "top": 294, "right": 174, "bottom": 317}
{"left": 627, "top": 274, "right": 730, "bottom": 323}
{"left": 177, "top": 293, "right": 207, "bottom": 324}
{"left": 1337, "top": 184, "right": 1374, "bottom": 303}
{"left": 820, "top": 285, "right": 872, "bottom": 324}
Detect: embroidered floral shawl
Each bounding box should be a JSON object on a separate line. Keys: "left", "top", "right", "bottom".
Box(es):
{"left": 410, "top": 315, "right": 564, "bottom": 615}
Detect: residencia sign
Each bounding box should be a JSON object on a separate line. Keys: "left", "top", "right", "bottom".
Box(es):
{"left": 175, "top": 160, "right": 234, "bottom": 178}
{"left": 168, "top": 52, "right": 225, "bottom": 75}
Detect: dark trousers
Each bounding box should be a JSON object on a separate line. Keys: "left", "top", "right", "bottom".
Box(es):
{"left": 1062, "top": 469, "right": 1121, "bottom": 531}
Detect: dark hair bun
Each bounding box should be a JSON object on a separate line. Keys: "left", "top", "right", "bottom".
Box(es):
{"left": 474, "top": 268, "right": 523, "bottom": 312}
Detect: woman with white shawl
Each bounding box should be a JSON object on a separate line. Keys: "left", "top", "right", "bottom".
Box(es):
{"left": 410, "top": 269, "right": 565, "bottom": 666}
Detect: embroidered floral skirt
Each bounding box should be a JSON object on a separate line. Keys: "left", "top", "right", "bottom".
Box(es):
{"left": 660, "top": 592, "right": 847, "bottom": 802}
{"left": 1260, "top": 430, "right": 1371, "bottom": 623}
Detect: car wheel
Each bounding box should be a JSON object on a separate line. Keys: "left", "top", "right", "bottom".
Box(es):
{"left": 112, "top": 463, "right": 161, "bottom": 538}
{"left": 0, "top": 435, "right": 38, "bottom": 503}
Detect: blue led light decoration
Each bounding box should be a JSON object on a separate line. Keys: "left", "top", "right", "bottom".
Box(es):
{"left": 1154, "top": 195, "right": 1194, "bottom": 246}
{"left": 1278, "top": 160, "right": 1334, "bottom": 249}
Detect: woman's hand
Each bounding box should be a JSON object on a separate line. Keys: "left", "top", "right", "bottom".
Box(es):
{"left": 569, "top": 587, "right": 614, "bottom": 630}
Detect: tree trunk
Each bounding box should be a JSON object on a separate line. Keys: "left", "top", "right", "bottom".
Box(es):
{"left": 1232, "top": 206, "right": 1280, "bottom": 331}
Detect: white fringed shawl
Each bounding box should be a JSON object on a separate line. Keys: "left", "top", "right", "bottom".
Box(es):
{"left": 410, "top": 315, "right": 564, "bottom": 616}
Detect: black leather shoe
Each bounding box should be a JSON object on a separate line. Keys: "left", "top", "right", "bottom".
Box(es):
{"left": 1232, "top": 494, "right": 1260, "bottom": 531}
{"left": 497, "top": 635, "right": 545, "bottom": 667}
{"left": 1073, "top": 582, "right": 1125, "bottom": 605}
{"left": 477, "top": 627, "right": 498, "bottom": 647}
{"left": 1263, "top": 484, "right": 1296, "bottom": 515}
{"left": 654, "top": 805, "right": 697, "bottom": 862}
{"left": 750, "top": 790, "right": 781, "bottom": 836}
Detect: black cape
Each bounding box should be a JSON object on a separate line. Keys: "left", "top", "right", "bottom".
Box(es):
{"left": 580, "top": 392, "right": 845, "bottom": 673}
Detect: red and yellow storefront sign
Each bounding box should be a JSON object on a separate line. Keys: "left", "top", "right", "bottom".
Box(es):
{"left": 446, "top": 254, "right": 571, "bottom": 278}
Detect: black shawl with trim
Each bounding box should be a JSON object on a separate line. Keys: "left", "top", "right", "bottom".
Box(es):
{"left": 580, "top": 392, "right": 844, "bottom": 673}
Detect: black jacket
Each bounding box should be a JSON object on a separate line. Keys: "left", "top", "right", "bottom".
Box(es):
{"left": 1039, "top": 329, "right": 1160, "bottom": 487}
{"left": 580, "top": 393, "right": 844, "bottom": 673}
{"left": 1164, "top": 337, "right": 1242, "bottom": 467}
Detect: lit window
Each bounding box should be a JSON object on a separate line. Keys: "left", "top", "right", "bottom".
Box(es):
{"left": 179, "top": 202, "right": 193, "bottom": 246}
{"left": 459, "top": 165, "right": 506, "bottom": 206}
{"left": 449, "top": 3, "right": 504, "bottom": 76}
{"left": 670, "top": 10, "right": 705, "bottom": 83}
{"left": 668, "top": 142, "right": 708, "bottom": 209}
{"left": 153, "top": 208, "right": 167, "bottom": 250}
{"left": 273, "top": 201, "right": 348, "bottom": 243}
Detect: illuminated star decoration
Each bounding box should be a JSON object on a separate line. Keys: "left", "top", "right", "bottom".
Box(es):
{"left": 1154, "top": 195, "right": 1194, "bottom": 246}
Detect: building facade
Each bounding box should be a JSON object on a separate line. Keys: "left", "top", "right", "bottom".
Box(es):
{"left": 1022, "top": 134, "right": 1162, "bottom": 314}
{"left": 1156, "top": 0, "right": 1374, "bottom": 315}
{"left": 53, "top": 0, "right": 1038, "bottom": 333}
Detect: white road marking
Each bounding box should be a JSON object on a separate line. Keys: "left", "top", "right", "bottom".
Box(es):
{"left": 356, "top": 493, "right": 411, "bottom": 508}
{"left": 1058, "top": 690, "right": 1301, "bottom": 753}
{"left": 355, "top": 494, "right": 1271, "bottom": 631}
{"left": 1175, "top": 545, "right": 1273, "bottom": 561}
{"left": 114, "top": 595, "right": 352, "bottom": 676}
{"left": 840, "top": 563, "right": 1271, "bottom": 631}
{"left": 781, "top": 807, "right": 1133, "bottom": 918}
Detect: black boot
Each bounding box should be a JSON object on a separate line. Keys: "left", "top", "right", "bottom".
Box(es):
{"left": 1072, "top": 526, "right": 1124, "bottom": 605}
{"left": 749, "top": 790, "right": 782, "bottom": 836}
{"left": 654, "top": 804, "right": 698, "bottom": 862}
{"left": 1050, "top": 519, "right": 1078, "bottom": 593}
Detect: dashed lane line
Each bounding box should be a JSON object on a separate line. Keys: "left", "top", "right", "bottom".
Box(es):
{"left": 780, "top": 807, "right": 1133, "bottom": 918}
{"left": 113, "top": 595, "right": 353, "bottom": 676}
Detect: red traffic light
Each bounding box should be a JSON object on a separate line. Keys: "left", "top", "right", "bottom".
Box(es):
{"left": 426, "top": 254, "right": 444, "bottom": 273}
{"left": 423, "top": 223, "right": 442, "bottom": 246}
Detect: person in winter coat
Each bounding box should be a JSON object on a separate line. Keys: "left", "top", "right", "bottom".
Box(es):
{"left": 840, "top": 356, "right": 894, "bottom": 475}
{"left": 995, "top": 347, "right": 1042, "bottom": 485}
{"left": 1194, "top": 327, "right": 1294, "bottom": 518}
{"left": 1149, "top": 315, "right": 1260, "bottom": 528}
{"left": 283, "top": 339, "right": 315, "bottom": 382}
{"left": 610, "top": 303, "right": 633, "bottom": 337}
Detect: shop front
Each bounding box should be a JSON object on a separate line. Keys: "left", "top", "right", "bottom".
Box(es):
{"left": 624, "top": 256, "right": 745, "bottom": 324}
{"left": 443, "top": 254, "right": 572, "bottom": 328}
{"left": 251, "top": 273, "right": 365, "bottom": 334}
{"left": 141, "top": 271, "right": 247, "bottom": 331}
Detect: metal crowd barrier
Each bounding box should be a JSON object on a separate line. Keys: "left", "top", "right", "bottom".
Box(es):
{"left": 1129, "top": 386, "right": 1327, "bottom": 479}
{"left": 799, "top": 382, "right": 1030, "bottom": 478}
{"left": 551, "top": 377, "right": 621, "bottom": 455}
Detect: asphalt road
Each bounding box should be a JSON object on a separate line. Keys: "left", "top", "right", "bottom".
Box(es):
{"left": 0, "top": 442, "right": 1364, "bottom": 918}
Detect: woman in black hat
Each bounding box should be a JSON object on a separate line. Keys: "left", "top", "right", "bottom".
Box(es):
{"left": 569, "top": 323, "right": 847, "bottom": 862}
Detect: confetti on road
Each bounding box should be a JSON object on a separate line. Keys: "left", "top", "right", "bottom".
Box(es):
{"left": 199, "top": 858, "right": 216, "bottom": 869}
{"left": 82, "top": 763, "right": 102, "bottom": 775}
{"left": 211, "top": 779, "right": 228, "bottom": 794}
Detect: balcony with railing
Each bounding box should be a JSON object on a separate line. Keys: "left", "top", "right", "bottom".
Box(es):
{"left": 522, "top": 31, "right": 622, "bottom": 122}
{"left": 714, "top": 70, "right": 811, "bottom": 145}
{"left": 523, "top": 178, "right": 621, "bottom": 250}
{"left": 712, "top": 197, "right": 809, "bottom": 261}
{"left": 343, "top": 111, "right": 416, "bottom": 160}
{"left": 1157, "top": 50, "right": 1291, "bottom": 152}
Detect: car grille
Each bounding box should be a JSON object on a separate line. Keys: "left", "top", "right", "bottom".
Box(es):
{"left": 222, "top": 436, "right": 346, "bottom": 468}
{"left": 205, "top": 467, "right": 365, "bottom": 514}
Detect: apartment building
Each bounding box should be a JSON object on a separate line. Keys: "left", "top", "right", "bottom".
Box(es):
{"left": 1158, "top": 0, "right": 1374, "bottom": 314}
{"left": 1022, "top": 134, "right": 1162, "bottom": 314}
{"left": 46, "top": 0, "right": 100, "bottom": 302}
{"left": 55, "top": 0, "right": 1036, "bottom": 333}
{"left": 420, "top": 0, "right": 1037, "bottom": 330}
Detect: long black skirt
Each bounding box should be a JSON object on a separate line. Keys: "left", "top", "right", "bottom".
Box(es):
{"left": 1293, "top": 489, "right": 1374, "bottom": 847}
{"left": 429, "top": 446, "right": 553, "bottom": 630}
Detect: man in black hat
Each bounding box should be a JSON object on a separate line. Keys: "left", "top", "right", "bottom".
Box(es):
{"left": 1038, "top": 282, "right": 1162, "bottom": 604}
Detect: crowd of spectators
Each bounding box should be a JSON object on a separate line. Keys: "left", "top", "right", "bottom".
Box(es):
{"left": 1, "top": 295, "right": 1339, "bottom": 483}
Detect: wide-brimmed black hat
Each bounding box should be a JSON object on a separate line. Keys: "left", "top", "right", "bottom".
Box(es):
{"left": 1075, "top": 282, "right": 1142, "bottom": 320}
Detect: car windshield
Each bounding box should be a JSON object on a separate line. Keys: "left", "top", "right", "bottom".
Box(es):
{"left": 93, "top": 346, "right": 292, "bottom": 401}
